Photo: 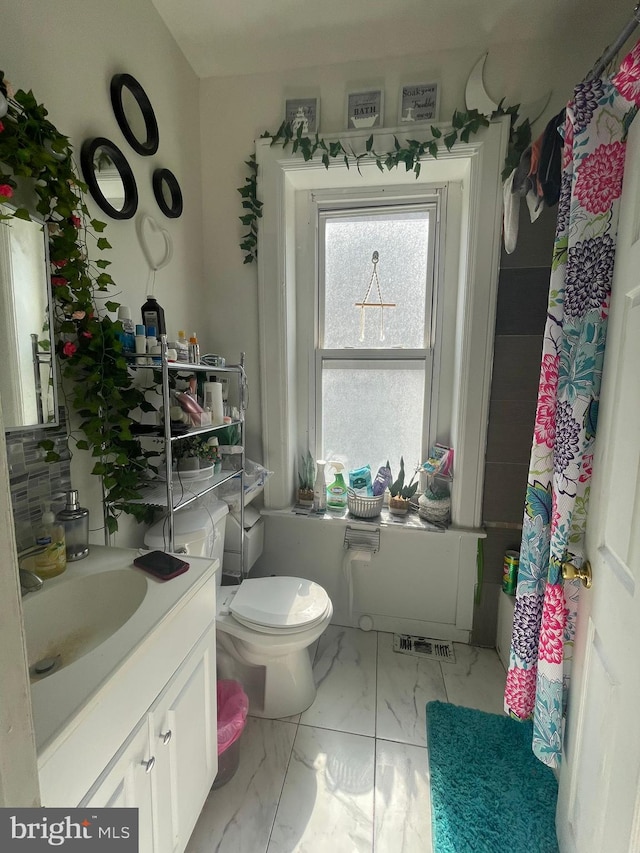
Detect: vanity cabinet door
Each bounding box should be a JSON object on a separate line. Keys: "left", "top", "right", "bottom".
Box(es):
{"left": 81, "top": 717, "right": 155, "bottom": 853}
{"left": 150, "top": 625, "right": 217, "bottom": 853}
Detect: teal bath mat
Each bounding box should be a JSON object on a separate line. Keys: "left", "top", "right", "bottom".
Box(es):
{"left": 426, "top": 701, "right": 559, "bottom": 853}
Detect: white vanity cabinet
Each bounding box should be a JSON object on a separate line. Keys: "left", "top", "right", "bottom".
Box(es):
{"left": 81, "top": 625, "right": 217, "bottom": 853}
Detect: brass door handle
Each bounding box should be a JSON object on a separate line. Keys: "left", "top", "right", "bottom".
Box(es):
{"left": 562, "top": 559, "right": 592, "bottom": 589}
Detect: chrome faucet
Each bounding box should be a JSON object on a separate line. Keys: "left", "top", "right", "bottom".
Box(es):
{"left": 17, "top": 546, "right": 46, "bottom": 596}
{"left": 19, "top": 569, "right": 44, "bottom": 596}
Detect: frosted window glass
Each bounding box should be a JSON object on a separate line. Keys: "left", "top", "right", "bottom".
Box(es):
{"left": 322, "top": 366, "right": 425, "bottom": 477}
{"left": 323, "top": 211, "right": 429, "bottom": 349}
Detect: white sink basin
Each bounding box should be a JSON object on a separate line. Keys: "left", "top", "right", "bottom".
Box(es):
{"left": 23, "top": 569, "right": 148, "bottom": 678}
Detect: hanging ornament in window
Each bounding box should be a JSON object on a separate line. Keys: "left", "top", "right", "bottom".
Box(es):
{"left": 355, "top": 251, "right": 396, "bottom": 342}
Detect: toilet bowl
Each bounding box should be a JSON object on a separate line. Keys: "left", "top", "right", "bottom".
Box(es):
{"left": 216, "top": 576, "right": 333, "bottom": 719}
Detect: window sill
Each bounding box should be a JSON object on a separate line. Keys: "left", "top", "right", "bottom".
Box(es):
{"left": 260, "top": 506, "right": 485, "bottom": 537}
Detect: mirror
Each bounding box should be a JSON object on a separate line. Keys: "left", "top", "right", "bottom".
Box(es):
{"left": 110, "top": 73, "right": 159, "bottom": 156}
{"left": 80, "top": 137, "right": 138, "bottom": 220}
{"left": 153, "top": 168, "right": 183, "bottom": 219}
{"left": 0, "top": 206, "right": 58, "bottom": 430}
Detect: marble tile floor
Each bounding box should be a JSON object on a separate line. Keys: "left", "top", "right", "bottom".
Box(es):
{"left": 186, "top": 626, "right": 507, "bottom": 853}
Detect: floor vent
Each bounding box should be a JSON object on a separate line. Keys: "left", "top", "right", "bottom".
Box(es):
{"left": 393, "top": 634, "right": 456, "bottom": 663}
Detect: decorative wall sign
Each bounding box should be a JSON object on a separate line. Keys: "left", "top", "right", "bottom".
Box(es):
{"left": 346, "top": 90, "right": 383, "bottom": 130}
{"left": 398, "top": 82, "right": 440, "bottom": 124}
{"left": 284, "top": 97, "right": 319, "bottom": 134}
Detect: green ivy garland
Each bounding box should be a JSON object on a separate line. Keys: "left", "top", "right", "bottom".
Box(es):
{"left": 238, "top": 102, "right": 531, "bottom": 263}
{"left": 0, "top": 72, "right": 155, "bottom": 533}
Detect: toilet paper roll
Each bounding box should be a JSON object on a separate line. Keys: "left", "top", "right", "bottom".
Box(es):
{"left": 203, "top": 382, "right": 225, "bottom": 425}
{"left": 342, "top": 548, "right": 372, "bottom": 621}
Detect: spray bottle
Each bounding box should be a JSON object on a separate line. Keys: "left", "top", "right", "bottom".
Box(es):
{"left": 326, "top": 461, "right": 348, "bottom": 511}
{"left": 313, "top": 459, "right": 327, "bottom": 513}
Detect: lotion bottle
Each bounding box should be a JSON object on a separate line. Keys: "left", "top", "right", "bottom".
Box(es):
{"left": 326, "top": 461, "right": 348, "bottom": 510}
{"left": 33, "top": 504, "right": 67, "bottom": 578}
{"left": 313, "top": 459, "right": 327, "bottom": 513}
{"left": 56, "top": 490, "right": 89, "bottom": 561}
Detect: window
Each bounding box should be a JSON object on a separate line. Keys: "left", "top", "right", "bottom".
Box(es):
{"left": 256, "top": 118, "right": 509, "bottom": 522}
{"left": 316, "top": 198, "right": 440, "bottom": 475}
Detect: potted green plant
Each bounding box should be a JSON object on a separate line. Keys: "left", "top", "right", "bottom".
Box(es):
{"left": 297, "top": 451, "right": 315, "bottom": 507}
{"left": 388, "top": 456, "right": 419, "bottom": 515}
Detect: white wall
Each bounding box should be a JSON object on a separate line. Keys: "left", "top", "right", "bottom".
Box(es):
{"left": 0, "top": 0, "right": 204, "bottom": 546}
{"left": 198, "top": 20, "right": 626, "bottom": 462}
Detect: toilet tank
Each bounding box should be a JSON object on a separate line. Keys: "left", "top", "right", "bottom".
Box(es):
{"left": 144, "top": 497, "right": 228, "bottom": 582}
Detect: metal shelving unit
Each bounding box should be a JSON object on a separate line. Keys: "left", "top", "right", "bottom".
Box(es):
{"left": 118, "top": 337, "right": 247, "bottom": 566}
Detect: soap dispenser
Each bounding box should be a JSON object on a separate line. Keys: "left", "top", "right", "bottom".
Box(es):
{"left": 326, "top": 461, "right": 348, "bottom": 511}
{"left": 56, "top": 490, "right": 90, "bottom": 561}
{"left": 33, "top": 504, "right": 67, "bottom": 578}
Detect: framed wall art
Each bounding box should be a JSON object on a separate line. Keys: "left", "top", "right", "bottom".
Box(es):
{"left": 398, "top": 82, "right": 440, "bottom": 124}
{"left": 345, "top": 89, "right": 383, "bottom": 130}
{"left": 284, "top": 97, "right": 319, "bottom": 135}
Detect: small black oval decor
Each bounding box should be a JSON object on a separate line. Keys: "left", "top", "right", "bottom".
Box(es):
{"left": 80, "top": 137, "right": 138, "bottom": 220}
{"left": 110, "top": 73, "right": 159, "bottom": 156}
{"left": 153, "top": 168, "right": 183, "bottom": 219}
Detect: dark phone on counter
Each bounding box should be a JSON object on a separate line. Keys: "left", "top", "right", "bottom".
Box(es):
{"left": 134, "top": 550, "right": 190, "bottom": 580}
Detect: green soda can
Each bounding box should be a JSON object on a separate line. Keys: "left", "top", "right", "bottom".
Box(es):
{"left": 502, "top": 550, "right": 519, "bottom": 595}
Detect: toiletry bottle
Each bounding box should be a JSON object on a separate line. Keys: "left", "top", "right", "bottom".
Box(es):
{"left": 188, "top": 332, "right": 200, "bottom": 363}
{"left": 146, "top": 326, "right": 158, "bottom": 365}
{"left": 176, "top": 330, "right": 189, "bottom": 363}
{"left": 313, "top": 459, "right": 327, "bottom": 513}
{"left": 326, "top": 461, "right": 348, "bottom": 510}
{"left": 135, "top": 324, "right": 147, "bottom": 364}
{"left": 117, "top": 305, "right": 136, "bottom": 354}
{"left": 56, "top": 490, "right": 89, "bottom": 561}
{"left": 141, "top": 295, "right": 166, "bottom": 335}
{"left": 33, "top": 505, "right": 66, "bottom": 579}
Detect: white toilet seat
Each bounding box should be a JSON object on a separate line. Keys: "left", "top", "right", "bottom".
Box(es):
{"left": 229, "top": 576, "right": 330, "bottom": 633}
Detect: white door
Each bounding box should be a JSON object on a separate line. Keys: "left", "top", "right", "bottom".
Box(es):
{"left": 556, "top": 117, "right": 640, "bottom": 852}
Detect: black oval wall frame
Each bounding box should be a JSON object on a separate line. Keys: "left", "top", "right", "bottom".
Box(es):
{"left": 80, "top": 137, "right": 138, "bottom": 220}
{"left": 153, "top": 168, "right": 183, "bottom": 219}
{"left": 110, "top": 73, "right": 159, "bottom": 156}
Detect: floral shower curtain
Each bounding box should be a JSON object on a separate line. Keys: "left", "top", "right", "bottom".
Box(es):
{"left": 504, "top": 41, "right": 640, "bottom": 769}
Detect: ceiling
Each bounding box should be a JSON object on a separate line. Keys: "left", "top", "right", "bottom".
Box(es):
{"left": 151, "top": 0, "right": 632, "bottom": 79}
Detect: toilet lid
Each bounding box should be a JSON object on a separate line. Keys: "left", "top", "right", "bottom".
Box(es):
{"left": 230, "top": 577, "right": 330, "bottom": 629}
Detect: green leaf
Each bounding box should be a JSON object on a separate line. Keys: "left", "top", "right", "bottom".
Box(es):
{"left": 105, "top": 300, "right": 120, "bottom": 313}
{"left": 96, "top": 237, "right": 111, "bottom": 250}
{"left": 12, "top": 207, "right": 32, "bottom": 221}
{"left": 90, "top": 218, "right": 107, "bottom": 232}
{"left": 431, "top": 126, "right": 442, "bottom": 138}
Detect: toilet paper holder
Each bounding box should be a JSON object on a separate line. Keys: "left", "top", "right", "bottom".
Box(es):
{"left": 343, "top": 525, "right": 380, "bottom": 553}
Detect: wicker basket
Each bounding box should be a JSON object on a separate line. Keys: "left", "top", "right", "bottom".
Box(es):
{"left": 347, "top": 491, "right": 384, "bottom": 518}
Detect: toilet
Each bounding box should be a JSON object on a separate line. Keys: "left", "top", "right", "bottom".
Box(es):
{"left": 144, "top": 497, "right": 333, "bottom": 720}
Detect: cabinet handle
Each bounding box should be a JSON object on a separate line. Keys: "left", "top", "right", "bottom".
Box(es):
{"left": 161, "top": 730, "right": 172, "bottom": 745}
{"left": 142, "top": 756, "right": 156, "bottom": 773}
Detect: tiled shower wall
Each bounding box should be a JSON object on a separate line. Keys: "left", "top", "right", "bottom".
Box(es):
{"left": 6, "top": 408, "right": 72, "bottom": 551}
{"left": 472, "top": 203, "right": 558, "bottom": 646}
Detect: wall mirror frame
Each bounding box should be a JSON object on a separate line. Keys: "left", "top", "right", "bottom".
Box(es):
{"left": 0, "top": 204, "right": 59, "bottom": 431}
{"left": 80, "top": 137, "right": 138, "bottom": 220}
{"left": 110, "top": 73, "right": 159, "bottom": 156}
{"left": 153, "top": 168, "right": 183, "bottom": 219}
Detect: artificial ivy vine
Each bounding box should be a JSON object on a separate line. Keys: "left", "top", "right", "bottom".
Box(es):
{"left": 0, "top": 72, "right": 155, "bottom": 533}
{"left": 238, "top": 102, "right": 530, "bottom": 264}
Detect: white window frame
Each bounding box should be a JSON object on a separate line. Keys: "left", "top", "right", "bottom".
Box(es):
{"left": 312, "top": 192, "right": 442, "bottom": 468}
{"left": 256, "top": 118, "right": 510, "bottom": 528}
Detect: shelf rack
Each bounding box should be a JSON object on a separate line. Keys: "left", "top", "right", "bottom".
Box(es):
{"left": 112, "top": 337, "right": 247, "bottom": 569}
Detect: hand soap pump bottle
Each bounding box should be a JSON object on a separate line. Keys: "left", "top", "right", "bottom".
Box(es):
{"left": 56, "top": 490, "right": 90, "bottom": 561}
{"left": 33, "top": 504, "right": 67, "bottom": 579}
{"left": 326, "top": 461, "right": 347, "bottom": 511}
{"left": 313, "top": 459, "right": 327, "bottom": 513}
